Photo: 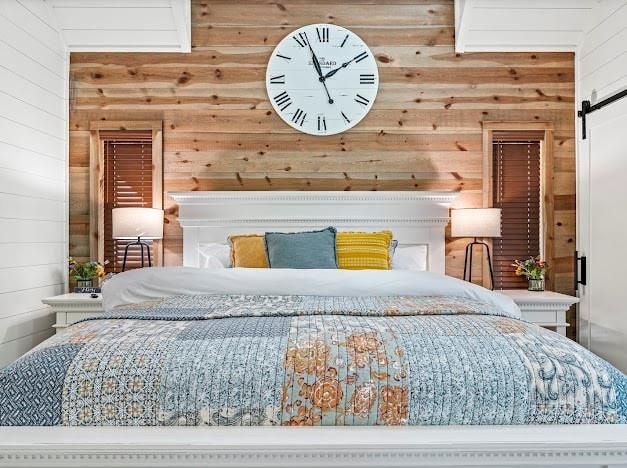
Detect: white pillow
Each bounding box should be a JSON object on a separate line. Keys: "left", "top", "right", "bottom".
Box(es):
{"left": 392, "top": 245, "right": 427, "bottom": 271}
{"left": 198, "top": 243, "right": 230, "bottom": 268}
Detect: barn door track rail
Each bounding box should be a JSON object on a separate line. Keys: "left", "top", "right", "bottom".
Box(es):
{"left": 578, "top": 89, "right": 627, "bottom": 139}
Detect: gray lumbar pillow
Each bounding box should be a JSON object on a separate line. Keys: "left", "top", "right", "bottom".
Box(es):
{"left": 264, "top": 227, "right": 338, "bottom": 269}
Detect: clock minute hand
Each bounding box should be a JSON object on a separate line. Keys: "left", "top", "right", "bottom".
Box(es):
{"left": 307, "top": 42, "right": 325, "bottom": 79}
{"left": 305, "top": 37, "right": 334, "bottom": 104}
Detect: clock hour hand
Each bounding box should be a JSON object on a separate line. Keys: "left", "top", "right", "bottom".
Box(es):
{"left": 324, "top": 51, "right": 367, "bottom": 79}
{"left": 324, "top": 57, "right": 356, "bottom": 80}
{"left": 324, "top": 61, "right": 350, "bottom": 80}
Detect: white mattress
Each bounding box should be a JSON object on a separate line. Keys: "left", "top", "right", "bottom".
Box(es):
{"left": 102, "top": 267, "right": 520, "bottom": 318}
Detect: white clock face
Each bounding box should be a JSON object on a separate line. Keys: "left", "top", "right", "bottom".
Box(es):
{"left": 266, "top": 23, "right": 379, "bottom": 136}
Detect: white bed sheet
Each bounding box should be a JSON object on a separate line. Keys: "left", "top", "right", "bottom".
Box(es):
{"left": 102, "top": 267, "right": 520, "bottom": 318}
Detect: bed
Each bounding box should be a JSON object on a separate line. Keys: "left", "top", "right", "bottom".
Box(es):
{"left": 1, "top": 191, "right": 626, "bottom": 467}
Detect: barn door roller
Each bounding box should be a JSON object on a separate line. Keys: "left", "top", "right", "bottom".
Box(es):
{"left": 578, "top": 89, "right": 627, "bottom": 139}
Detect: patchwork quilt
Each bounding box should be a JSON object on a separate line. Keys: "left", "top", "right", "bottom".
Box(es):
{"left": 1, "top": 294, "right": 626, "bottom": 426}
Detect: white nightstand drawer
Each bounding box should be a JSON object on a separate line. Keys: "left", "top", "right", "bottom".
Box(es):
{"left": 521, "top": 310, "right": 559, "bottom": 323}
{"left": 43, "top": 293, "right": 104, "bottom": 333}
{"left": 496, "top": 290, "right": 578, "bottom": 336}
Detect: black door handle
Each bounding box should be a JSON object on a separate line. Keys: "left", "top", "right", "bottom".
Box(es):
{"left": 574, "top": 251, "right": 587, "bottom": 289}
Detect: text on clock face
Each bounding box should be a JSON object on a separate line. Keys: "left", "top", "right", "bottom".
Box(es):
{"left": 266, "top": 23, "right": 379, "bottom": 136}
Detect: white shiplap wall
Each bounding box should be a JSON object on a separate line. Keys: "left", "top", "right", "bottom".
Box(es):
{"left": 0, "top": 0, "right": 67, "bottom": 367}
{"left": 0, "top": 0, "right": 191, "bottom": 367}
{"left": 578, "top": 0, "right": 627, "bottom": 101}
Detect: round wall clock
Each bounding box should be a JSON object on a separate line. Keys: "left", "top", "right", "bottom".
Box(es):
{"left": 266, "top": 23, "right": 379, "bottom": 136}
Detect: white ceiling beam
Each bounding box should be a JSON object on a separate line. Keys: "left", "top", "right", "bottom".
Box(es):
{"left": 454, "top": 0, "right": 471, "bottom": 54}
{"left": 170, "top": 0, "right": 191, "bottom": 53}
{"left": 454, "top": 0, "right": 598, "bottom": 53}
{"left": 44, "top": 0, "right": 190, "bottom": 53}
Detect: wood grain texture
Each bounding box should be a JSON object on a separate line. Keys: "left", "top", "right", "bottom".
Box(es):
{"left": 68, "top": 0, "right": 576, "bottom": 335}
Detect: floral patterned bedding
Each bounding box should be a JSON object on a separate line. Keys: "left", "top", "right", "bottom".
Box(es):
{"left": 1, "top": 294, "right": 626, "bottom": 426}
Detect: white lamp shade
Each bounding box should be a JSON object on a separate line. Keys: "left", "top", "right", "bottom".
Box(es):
{"left": 112, "top": 208, "right": 164, "bottom": 239}
{"left": 451, "top": 208, "right": 501, "bottom": 238}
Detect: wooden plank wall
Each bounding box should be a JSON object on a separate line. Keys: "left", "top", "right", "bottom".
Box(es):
{"left": 68, "top": 0, "right": 576, "bottom": 333}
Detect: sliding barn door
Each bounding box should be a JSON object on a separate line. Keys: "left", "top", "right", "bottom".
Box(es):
{"left": 578, "top": 97, "right": 627, "bottom": 372}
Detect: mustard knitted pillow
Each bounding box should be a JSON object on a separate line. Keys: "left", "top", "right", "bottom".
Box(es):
{"left": 228, "top": 234, "right": 269, "bottom": 268}
{"left": 335, "top": 230, "right": 393, "bottom": 270}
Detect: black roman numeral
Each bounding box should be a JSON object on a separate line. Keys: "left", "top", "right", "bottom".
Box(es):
{"left": 340, "top": 34, "right": 349, "bottom": 47}
{"left": 355, "top": 94, "right": 370, "bottom": 106}
{"left": 341, "top": 111, "right": 350, "bottom": 123}
{"left": 316, "top": 27, "right": 329, "bottom": 42}
{"left": 273, "top": 91, "right": 292, "bottom": 111}
{"left": 270, "top": 75, "right": 285, "bottom": 84}
{"left": 360, "top": 74, "right": 375, "bottom": 84}
{"left": 292, "top": 108, "right": 307, "bottom": 126}
{"left": 276, "top": 53, "right": 291, "bottom": 61}
{"left": 354, "top": 51, "right": 368, "bottom": 63}
{"left": 317, "top": 115, "right": 327, "bottom": 132}
{"left": 293, "top": 32, "right": 308, "bottom": 48}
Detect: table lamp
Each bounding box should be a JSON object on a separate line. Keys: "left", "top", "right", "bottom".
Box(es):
{"left": 451, "top": 208, "right": 501, "bottom": 290}
{"left": 112, "top": 207, "right": 164, "bottom": 272}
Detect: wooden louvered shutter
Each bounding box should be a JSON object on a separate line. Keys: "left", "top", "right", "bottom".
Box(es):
{"left": 101, "top": 131, "right": 153, "bottom": 273}
{"left": 492, "top": 132, "right": 543, "bottom": 289}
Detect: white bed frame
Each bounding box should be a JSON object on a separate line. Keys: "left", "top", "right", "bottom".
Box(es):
{"left": 1, "top": 190, "right": 626, "bottom": 468}
{"left": 170, "top": 190, "right": 456, "bottom": 273}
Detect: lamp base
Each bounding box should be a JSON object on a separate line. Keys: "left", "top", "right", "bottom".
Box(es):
{"left": 121, "top": 237, "right": 152, "bottom": 272}
{"left": 463, "top": 238, "right": 495, "bottom": 290}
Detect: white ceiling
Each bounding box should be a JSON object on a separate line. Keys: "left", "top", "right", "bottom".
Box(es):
{"left": 44, "top": 0, "right": 190, "bottom": 53}
{"left": 455, "top": 0, "right": 599, "bottom": 53}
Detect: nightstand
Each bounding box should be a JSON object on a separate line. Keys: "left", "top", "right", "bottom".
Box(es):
{"left": 42, "top": 293, "right": 104, "bottom": 333}
{"left": 496, "top": 290, "right": 579, "bottom": 336}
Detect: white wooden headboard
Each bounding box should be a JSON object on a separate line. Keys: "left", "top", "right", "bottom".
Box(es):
{"left": 168, "top": 191, "right": 457, "bottom": 274}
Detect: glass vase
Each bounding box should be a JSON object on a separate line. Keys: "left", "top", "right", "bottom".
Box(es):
{"left": 528, "top": 278, "right": 545, "bottom": 291}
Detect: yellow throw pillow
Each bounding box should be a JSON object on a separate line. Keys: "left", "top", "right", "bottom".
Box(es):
{"left": 228, "top": 234, "right": 269, "bottom": 268}
{"left": 336, "top": 230, "right": 393, "bottom": 270}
